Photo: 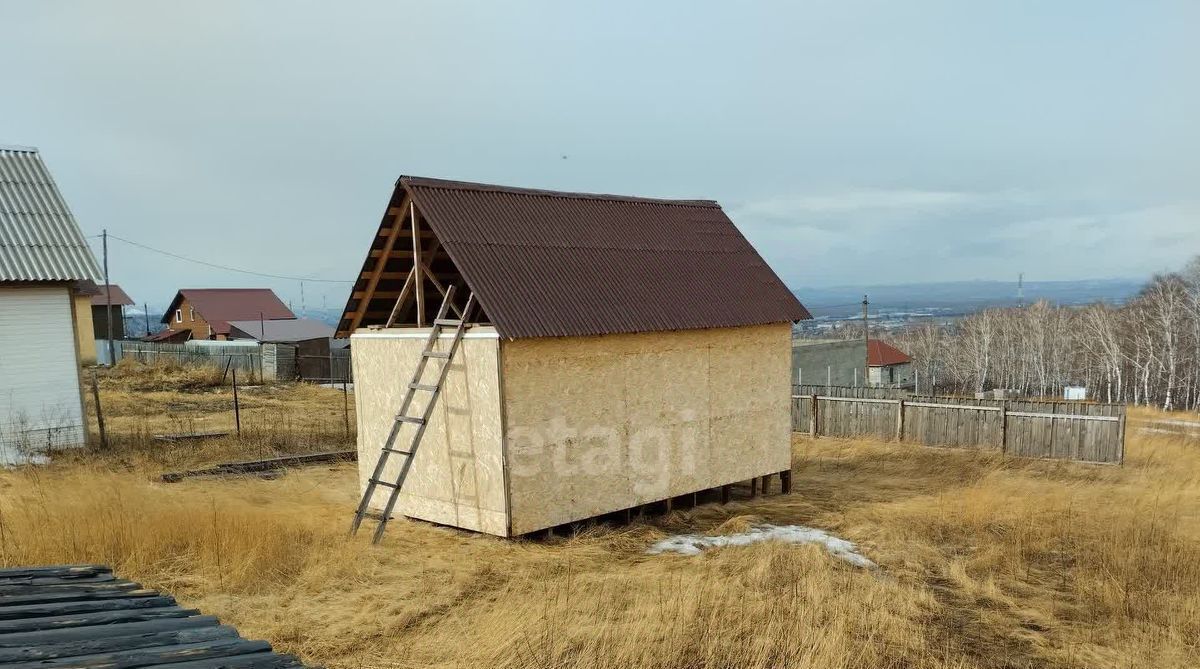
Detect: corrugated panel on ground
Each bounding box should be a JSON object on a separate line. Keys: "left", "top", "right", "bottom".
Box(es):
{"left": 402, "top": 176, "right": 810, "bottom": 339}
{"left": 0, "top": 147, "right": 102, "bottom": 283}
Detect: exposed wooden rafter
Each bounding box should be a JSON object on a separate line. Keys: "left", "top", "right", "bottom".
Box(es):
{"left": 345, "top": 195, "right": 411, "bottom": 334}
{"left": 412, "top": 201, "right": 426, "bottom": 327}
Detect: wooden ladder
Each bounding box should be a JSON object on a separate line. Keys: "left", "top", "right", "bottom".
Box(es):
{"left": 350, "top": 285, "right": 475, "bottom": 543}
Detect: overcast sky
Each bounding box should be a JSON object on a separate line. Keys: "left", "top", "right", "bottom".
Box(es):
{"left": 3, "top": 1, "right": 1197, "bottom": 314}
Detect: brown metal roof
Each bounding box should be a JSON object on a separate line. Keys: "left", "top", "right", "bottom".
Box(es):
{"left": 163, "top": 289, "right": 295, "bottom": 335}
{"left": 341, "top": 176, "right": 810, "bottom": 339}
{"left": 868, "top": 340, "right": 911, "bottom": 366}
{"left": 89, "top": 283, "right": 134, "bottom": 307}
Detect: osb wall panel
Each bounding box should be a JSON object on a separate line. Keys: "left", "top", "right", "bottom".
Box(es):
{"left": 352, "top": 329, "right": 507, "bottom": 535}
{"left": 501, "top": 323, "right": 792, "bottom": 535}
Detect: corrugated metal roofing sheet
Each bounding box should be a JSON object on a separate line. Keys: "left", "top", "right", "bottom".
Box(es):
{"left": 0, "top": 147, "right": 102, "bottom": 282}
{"left": 401, "top": 176, "right": 810, "bottom": 339}
{"left": 90, "top": 283, "right": 135, "bottom": 306}
{"left": 227, "top": 317, "right": 333, "bottom": 342}
{"left": 868, "top": 340, "right": 911, "bottom": 366}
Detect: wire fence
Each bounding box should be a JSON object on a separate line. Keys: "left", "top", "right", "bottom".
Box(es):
{"left": 98, "top": 340, "right": 353, "bottom": 383}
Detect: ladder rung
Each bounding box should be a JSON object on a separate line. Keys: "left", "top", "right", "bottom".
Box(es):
{"left": 434, "top": 318, "right": 462, "bottom": 326}
{"left": 382, "top": 447, "right": 412, "bottom": 456}
{"left": 423, "top": 351, "right": 451, "bottom": 359}
{"left": 409, "top": 383, "right": 438, "bottom": 392}
{"left": 368, "top": 479, "right": 399, "bottom": 489}
{"left": 395, "top": 416, "right": 425, "bottom": 425}
{"left": 357, "top": 510, "right": 389, "bottom": 522}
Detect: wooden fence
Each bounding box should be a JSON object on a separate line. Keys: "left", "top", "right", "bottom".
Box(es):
{"left": 791, "top": 385, "right": 1125, "bottom": 464}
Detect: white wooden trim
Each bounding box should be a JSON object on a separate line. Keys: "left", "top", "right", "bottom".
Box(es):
{"left": 352, "top": 330, "right": 499, "bottom": 340}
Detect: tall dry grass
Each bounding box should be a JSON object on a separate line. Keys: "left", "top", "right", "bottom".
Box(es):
{"left": 100, "top": 358, "right": 227, "bottom": 392}
{"left": 1, "top": 382, "right": 1198, "bottom": 668}
{"left": 80, "top": 364, "right": 356, "bottom": 469}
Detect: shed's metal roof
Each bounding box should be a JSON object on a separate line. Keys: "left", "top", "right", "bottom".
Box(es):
{"left": 0, "top": 146, "right": 102, "bottom": 283}
{"left": 342, "top": 176, "right": 809, "bottom": 339}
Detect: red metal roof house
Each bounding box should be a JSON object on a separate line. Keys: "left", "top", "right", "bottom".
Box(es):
{"left": 867, "top": 340, "right": 913, "bottom": 387}
{"left": 161, "top": 289, "right": 295, "bottom": 341}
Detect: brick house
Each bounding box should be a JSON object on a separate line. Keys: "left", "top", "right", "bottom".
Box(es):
{"left": 160, "top": 289, "right": 294, "bottom": 341}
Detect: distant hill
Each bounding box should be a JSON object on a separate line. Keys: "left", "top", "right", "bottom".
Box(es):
{"left": 794, "top": 278, "right": 1143, "bottom": 318}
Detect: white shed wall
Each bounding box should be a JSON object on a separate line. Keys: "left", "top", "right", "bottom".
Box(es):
{"left": 0, "top": 285, "right": 86, "bottom": 464}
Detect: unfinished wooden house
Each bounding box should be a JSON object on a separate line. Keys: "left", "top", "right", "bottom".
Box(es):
{"left": 339, "top": 176, "right": 811, "bottom": 538}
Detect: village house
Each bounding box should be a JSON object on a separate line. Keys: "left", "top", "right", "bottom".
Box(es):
{"left": 867, "top": 339, "right": 913, "bottom": 388}
{"left": 88, "top": 282, "right": 135, "bottom": 340}
{"left": 341, "top": 176, "right": 810, "bottom": 537}
{"left": 158, "top": 288, "right": 294, "bottom": 341}
{"left": 792, "top": 338, "right": 914, "bottom": 389}
{"left": 0, "top": 145, "right": 102, "bottom": 462}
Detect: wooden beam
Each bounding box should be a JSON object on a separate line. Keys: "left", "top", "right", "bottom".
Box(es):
{"left": 412, "top": 201, "right": 425, "bottom": 327}
{"left": 359, "top": 270, "right": 450, "bottom": 281}
{"left": 412, "top": 237, "right": 466, "bottom": 320}
{"left": 384, "top": 267, "right": 417, "bottom": 327}
{"left": 348, "top": 194, "right": 410, "bottom": 333}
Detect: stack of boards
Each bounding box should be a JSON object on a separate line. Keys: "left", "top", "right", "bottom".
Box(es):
{"left": 0, "top": 565, "right": 311, "bottom": 669}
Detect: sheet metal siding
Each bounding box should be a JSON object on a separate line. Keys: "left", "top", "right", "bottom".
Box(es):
{"left": 0, "top": 286, "right": 86, "bottom": 463}
{"left": 407, "top": 180, "right": 809, "bottom": 339}
{"left": 0, "top": 148, "right": 102, "bottom": 282}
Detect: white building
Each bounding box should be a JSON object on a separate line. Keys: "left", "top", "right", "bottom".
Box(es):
{"left": 0, "top": 145, "right": 103, "bottom": 464}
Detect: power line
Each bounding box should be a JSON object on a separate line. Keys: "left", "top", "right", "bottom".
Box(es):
{"left": 104, "top": 233, "right": 354, "bottom": 284}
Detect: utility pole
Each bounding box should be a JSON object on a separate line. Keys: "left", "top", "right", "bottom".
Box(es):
{"left": 1017, "top": 272, "right": 1025, "bottom": 308}
{"left": 102, "top": 229, "right": 115, "bottom": 366}
{"left": 862, "top": 294, "right": 870, "bottom": 387}
{"left": 143, "top": 302, "right": 151, "bottom": 337}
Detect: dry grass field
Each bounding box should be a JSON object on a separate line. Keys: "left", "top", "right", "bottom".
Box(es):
{"left": 1, "top": 361, "right": 1197, "bottom": 668}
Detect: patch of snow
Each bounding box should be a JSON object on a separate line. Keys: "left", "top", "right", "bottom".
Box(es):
{"left": 647, "top": 524, "right": 876, "bottom": 568}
